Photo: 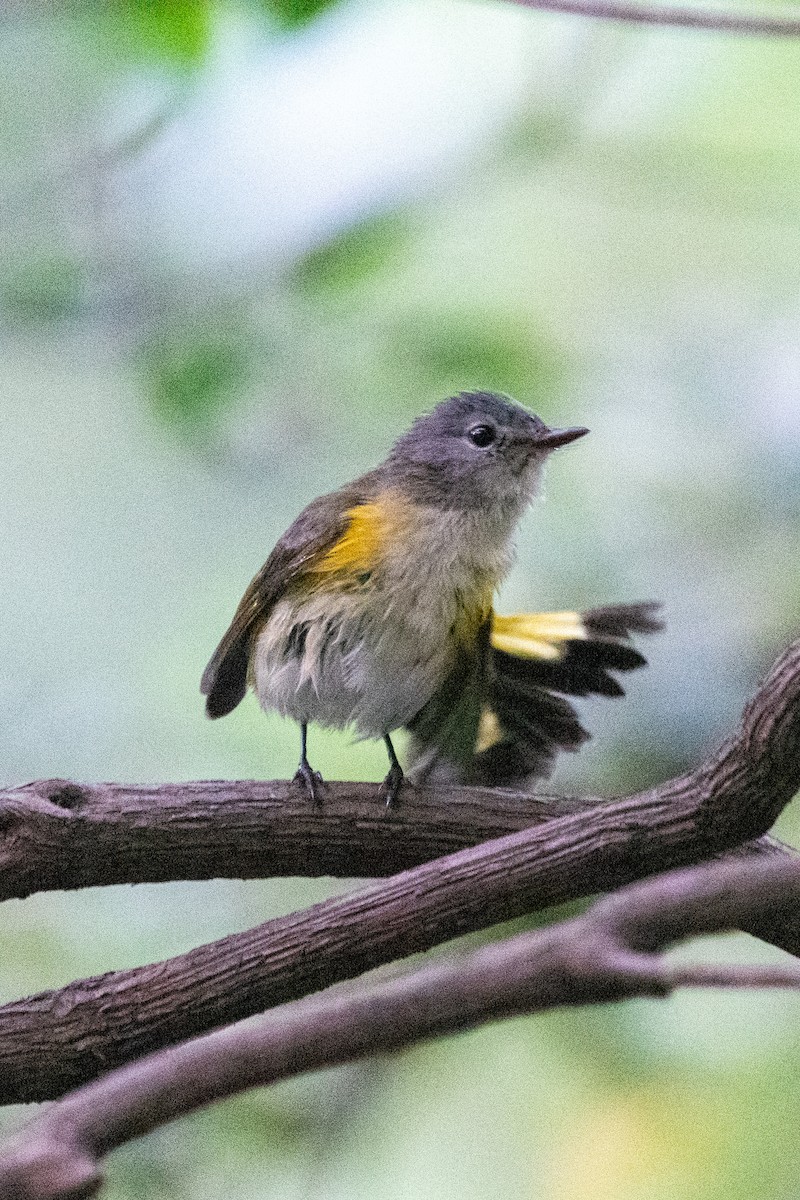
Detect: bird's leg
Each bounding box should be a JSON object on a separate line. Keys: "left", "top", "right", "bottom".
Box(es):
{"left": 293, "top": 723, "right": 324, "bottom": 804}
{"left": 381, "top": 733, "right": 406, "bottom": 808}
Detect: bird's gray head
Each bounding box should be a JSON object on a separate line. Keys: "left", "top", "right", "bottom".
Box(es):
{"left": 385, "top": 391, "right": 588, "bottom": 514}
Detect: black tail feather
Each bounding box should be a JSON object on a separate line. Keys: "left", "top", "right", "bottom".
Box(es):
{"left": 407, "top": 601, "right": 662, "bottom": 788}
{"left": 583, "top": 601, "right": 663, "bottom": 639}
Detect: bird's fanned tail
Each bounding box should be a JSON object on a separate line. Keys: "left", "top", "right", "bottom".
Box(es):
{"left": 406, "top": 601, "right": 662, "bottom": 787}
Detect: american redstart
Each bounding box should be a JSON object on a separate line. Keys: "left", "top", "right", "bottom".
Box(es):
{"left": 202, "top": 391, "right": 661, "bottom": 804}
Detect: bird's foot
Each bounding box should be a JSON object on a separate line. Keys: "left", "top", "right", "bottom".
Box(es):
{"left": 380, "top": 761, "right": 406, "bottom": 809}
{"left": 293, "top": 761, "right": 325, "bottom": 805}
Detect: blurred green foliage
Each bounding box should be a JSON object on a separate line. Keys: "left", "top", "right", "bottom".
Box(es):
{"left": 386, "top": 311, "right": 565, "bottom": 404}
{"left": 2, "top": 253, "right": 86, "bottom": 324}
{"left": 292, "top": 214, "right": 410, "bottom": 297}
{"left": 98, "top": 0, "right": 214, "bottom": 66}
{"left": 259, "top": 0, "right": 341, "bottom": 28}
{"left": 84, "top": 0, "right": 343, "bottom": 68}
{"left": 141, "top": 324, "right": 250, "bottom": 434}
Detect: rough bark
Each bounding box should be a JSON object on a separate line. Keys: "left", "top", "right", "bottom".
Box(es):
{"left": 2, "top": 856, "right": 800, "bottom": 1200}
{"left": 0, "top": 778, "right": 587, "bottom": 898}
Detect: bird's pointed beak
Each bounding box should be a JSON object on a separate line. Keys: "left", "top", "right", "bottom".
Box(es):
{"left": 533, "top": 425, "right": 589, "bottom": 450}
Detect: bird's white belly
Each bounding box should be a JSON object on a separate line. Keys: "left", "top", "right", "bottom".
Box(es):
{"left": 251, "top": 590, "right": 455, "bottom": 738}
{"left": 250, "top": 502, "right": 513, "bottom": 739}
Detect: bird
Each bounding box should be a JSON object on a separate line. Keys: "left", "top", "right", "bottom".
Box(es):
{"left": 201, "top": 391, "right": 661, "bottom": 804}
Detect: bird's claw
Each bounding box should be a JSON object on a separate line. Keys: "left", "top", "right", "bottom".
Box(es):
{"left": 293, "top": 762, "right": 325, "bottom": 805}
{"left": 380, "top": 762, "right": 406, "bottom": 809}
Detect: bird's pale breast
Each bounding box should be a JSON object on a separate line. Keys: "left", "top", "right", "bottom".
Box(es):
{"left": 250, "top": 490, "right": 512, "bottom": 737}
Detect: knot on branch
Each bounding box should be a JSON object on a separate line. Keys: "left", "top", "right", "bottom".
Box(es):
{"left": 15, "top": 781, "right": 89, "bottom": 812}
{"left": 0, "top": 784, "right": 85, "bottom": 898}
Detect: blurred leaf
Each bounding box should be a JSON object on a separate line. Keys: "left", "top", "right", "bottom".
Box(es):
{"left": 140, "top": 327, "right": 248, "bottom": 434}
{"left": 387, "top": 312, "right": 566, "bottom": 407}
{"left": 292, "top": 215, "right": 409, "bottom": 297}
{"left": 98, "top": 0, "right": 213, "bottom": 68}
{"left": 1, "top": 254, "right": 85, "bottom": 324}
{"left": 259, "top": 0, "right": 341, "bottom": 29}
{"left": 503, "top": 110, "right": 580, "bottom": 162}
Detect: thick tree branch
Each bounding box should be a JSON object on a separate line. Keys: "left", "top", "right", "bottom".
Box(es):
{"left": 0, "top": 779, "right": 587, "bottom": 898}
{"left": 1, "top": 639, "right": 800, "bottom": 1104}
{"left": 2, "top": 856, "right": 800, "bottom": 1200}
{"left": 0, "top": 780, "right": 789, "bottom": 900}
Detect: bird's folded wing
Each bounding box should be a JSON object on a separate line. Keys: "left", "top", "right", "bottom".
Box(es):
{"left": 201, "top": 471, "right": 382, "bottom": 718}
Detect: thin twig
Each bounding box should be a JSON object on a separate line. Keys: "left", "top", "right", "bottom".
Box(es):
{"left": 668, "top": 963, "right": 800, "bottom": 988}
{"left": 506, "top": 0, "right": 800, "bottom": 36}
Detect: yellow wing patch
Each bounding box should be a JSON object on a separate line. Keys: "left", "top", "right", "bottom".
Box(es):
{"left": 491, "top": 611, "right": 587, "bottom": 660}
{"left": 311, "top": 501, "right": 387, "bottom": 576}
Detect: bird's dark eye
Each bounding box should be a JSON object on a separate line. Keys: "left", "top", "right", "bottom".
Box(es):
{"left": 468, "top": 424, "right": 496, "bottom": 448}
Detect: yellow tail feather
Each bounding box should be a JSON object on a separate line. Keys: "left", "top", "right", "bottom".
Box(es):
{"left": 490, "top": 611, "right": 587, "bottom": 661}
